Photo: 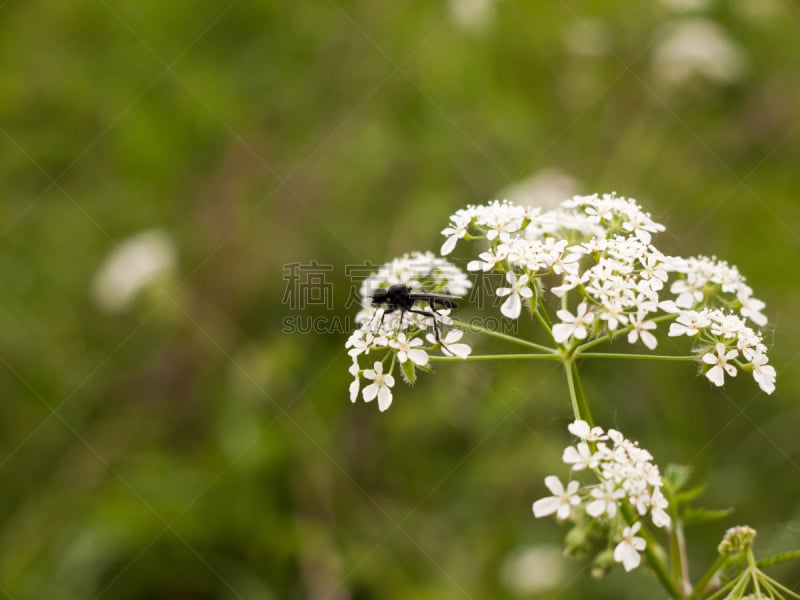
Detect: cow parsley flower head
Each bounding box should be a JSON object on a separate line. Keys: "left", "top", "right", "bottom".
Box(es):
{"left": 346, "top": 252, "right": 472, "bottom": 410}
{"left": 438, "top": 192, "right": 775, "bottom": 395}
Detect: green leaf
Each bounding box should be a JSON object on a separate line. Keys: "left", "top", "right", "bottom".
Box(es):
{"left": 681, "top": 506, "right": 733, "bottom": 526}
{"left": 664, "top": 463, "right": 693, "bottom": 492}
{"left": 399, "top": 359, "right": 416, "bottom": 385}
{"left": 673, "top": 484, "right": 707, "bottom": 506}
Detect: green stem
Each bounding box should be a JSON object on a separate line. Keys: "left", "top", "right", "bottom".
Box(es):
{"left": 690, "top": 555, "right": 725, "bottom": 599}
{"left": 570, "top": 362, "right": 594, "bottom": 427}
{"left": 429, "top": 353, "right": 561, "bottom": 362}
{"left": 673, "top": 521, "right": 690, "bottom": 596}
{"left": 757, "top": 549, "right": 800, "bottom": 569}
{"left": 577, "top": 353, "right": 696, "bottom": 362}
{"left": 450, "top": 319, "right": 556, "bottom": 354}
{"left": 564, "top": 360, "right": 582, "bottom": 423}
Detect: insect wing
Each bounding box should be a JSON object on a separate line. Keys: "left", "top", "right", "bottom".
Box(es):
{"left": 407, "top": 291, "right": 458, "bottom": 308}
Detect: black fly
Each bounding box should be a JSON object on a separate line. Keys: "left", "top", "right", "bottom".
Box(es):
{"left": 371, "top": 284, "right": 458, "bottom": 351}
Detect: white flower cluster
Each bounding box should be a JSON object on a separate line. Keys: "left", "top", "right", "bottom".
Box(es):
{"left": 668, "top": 307, "right": 775, "bottom": 393}
{"left": 533, "top": 420, "right": 670, "bottom": 572}
{"left": 441, "top": 192, "right": 775, "bottom": 394}
{"left": 346, "top": 251, "right": 472, "bottom": 412}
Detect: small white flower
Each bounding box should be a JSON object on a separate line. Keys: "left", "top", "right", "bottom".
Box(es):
{"left": 614, "top": 522, "right": 646, "bottom": 572}
{"left": 586, "top": 481, "right": 624, "bottom": 518}
{"left": 362, "top": 361, "right": 396, "bottom": 412}
{"left": 650, "top": 488, "right": 671, "bottom": 529}
{"left": 496, "top": 271, "right": 534, "bottom": 319}
{"left": 750, "top": 353, "right": 776, "bottom": 395}
{"left": 348, "top": 361, "right": 360, "bottom": 403}
{"left": 390, "top": 333, "right": 429, "bottom": 366}
{"left": 668, "top": 310, "right": 709, "bottom": 337}
{"left": 702, "top": 343, "right": 738, "bottom": 387}
{"left": 440, "top": 329, "right": 472, "bottom": 358}
{"left": 568, "top": 419, "right": 608, "bottom": 442}
{"left": 562, "top": 442, "right": 598, "bottom": 471}
{"left": 532, "top": 476, "right": 581, "bottom": 520}
{"left": 467, "top": 247, "right": 507, "bottom": 272}
{"left": 738, "top": 292, "right": 767, "bottom": 326}
{"left": 552, "top": 303, "right": 594, "bottom": 344}
{"left": 627, "top": 314, "right": 658, "bottom": 350}
{"left": 440, "top": 216, "right": 471, "bottom": 255}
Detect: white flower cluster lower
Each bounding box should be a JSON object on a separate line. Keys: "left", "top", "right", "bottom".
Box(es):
{"left": 533, "top": 420, "right": 670, "bottom": 572}
{"left": 346, "top": 252, "right": 472, "bottom": 411}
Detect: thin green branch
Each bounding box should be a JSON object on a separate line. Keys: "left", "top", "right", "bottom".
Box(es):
{"left": 690, "top": 554, "right": 725, "bottom": 599}
{"left": 450, "top": 319, "right": 556, "bottom": 354}
{"left": 577, "top": 352, "right": 696, "bottom": 362}
{"left": 570, "top": 362, "right": 594, "bottom": 427}
{"left": 429, "top": 353, "right": 561, "bottom": 362}
{"left": 564, "top": 360, "right": 582, "bottom": 423}
{"left": 757, "top": 549, "right": 800, "bottom": 569}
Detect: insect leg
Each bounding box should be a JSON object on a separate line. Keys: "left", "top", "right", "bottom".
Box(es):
{"left": 407, "top": 307, "right": 454, "bottom": 356}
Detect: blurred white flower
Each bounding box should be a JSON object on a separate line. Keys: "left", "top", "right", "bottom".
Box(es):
{"left": 501, "top": 168, "right": 581, "bottom": 209}
{"left": 657, "top": 0, "right": 711, "bottom": 11}
{"left": 652, "top": 19, "right": 747, "bottom": 87}
{"left": 448, "top": 0, "right": 498, "bottom": 30}
{"left": 92, "top": 229, "right": 176, "bottom": 313}
{"left": 499, "top": 545, "right": 566, "bottom": 595}
{"left": 561, "top": 19, "right": 610, "bottom": 58}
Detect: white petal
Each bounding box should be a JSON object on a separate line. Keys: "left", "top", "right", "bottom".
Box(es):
{"left": 652, "top": 507, "right": 671, "bottom": 528}
{"left": 362, "top": 383, "right": 379, "bottom": 402}
{"left": 586, "top": 499, "right": 607, "bottom": 517}
{"left": 641, "top": 330, "right": 658, "bottom": 350}
{"left": 701, "top": 352, "right": 717, "bottom": 366}
{"left": 448, "top": 343, "right": 472, "bottom": 358}
{"left": 349, "top": 378, "right": 360, "bottom": 403}
{"left": 543, "top": 475, "right": 565, "bottom": 495}
{"left": 377, "top": 386, "right": 393, "bottom": 411}
{"left": 556, "top": 502, "right": 573, "bottom": 520}
{"left": 568, "top": 420, "right": 590, "bottom": 439}
{"left": 501, "top": 293, "right": 522, "bottom": 319}
{"left": 552, "top": 323, "right": 573, "bottom": 343}
{"left": 407, "top": 348, "right": 429, "bottom": 366}
{"left": 614, "top": 542, "right": 642, "bottom": 572}
{"left": 705, "top": 364, "right": 725, "bottom": 387}
{"left": 441, "top": 235, "right": 458, "bottom": 256}
{"left": 532, "top": 496, "right": 560, "bottom": 518}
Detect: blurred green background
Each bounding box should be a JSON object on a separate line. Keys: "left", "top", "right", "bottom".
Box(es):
{"left": 2, "top": 1, "right": 799, "bottom": 598}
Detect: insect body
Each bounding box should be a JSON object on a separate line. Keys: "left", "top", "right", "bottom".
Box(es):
{"left": 371, "top": 284, "right": 458, "bottom": 350}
